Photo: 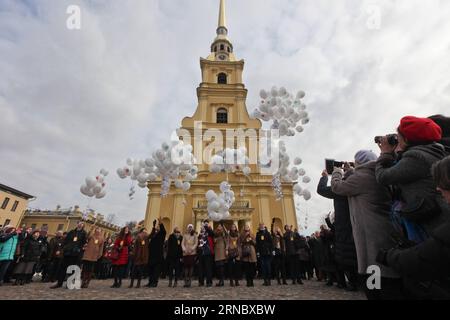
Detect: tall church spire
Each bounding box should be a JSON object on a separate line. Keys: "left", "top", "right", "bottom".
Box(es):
{"left": 218, "top": 0, "right": 227, "bottom": 32}
{"left": 210, "top": 0, "right": 234, "bottom": 61}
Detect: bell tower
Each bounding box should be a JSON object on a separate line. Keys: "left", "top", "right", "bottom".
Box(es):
{"left": 144, "top": 0, "right": 298, "bottom": 234}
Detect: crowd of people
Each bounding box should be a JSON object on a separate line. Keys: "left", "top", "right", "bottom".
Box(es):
{"left": 1, "top": 114, "right": 449, "bottom": 300}
{"left": 0, "top": 217, "right": 352, "bottom": 291}
{"left": 317, "top": 114, "right": 450, "bottom": 300}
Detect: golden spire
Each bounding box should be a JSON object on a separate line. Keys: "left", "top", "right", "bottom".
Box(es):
{"left": 218, "top": 0, "right": 227, "bottom": 30}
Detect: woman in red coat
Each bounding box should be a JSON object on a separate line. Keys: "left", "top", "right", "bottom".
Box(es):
{"left": 111, "top": 226, "right": 132, "bottom": 288}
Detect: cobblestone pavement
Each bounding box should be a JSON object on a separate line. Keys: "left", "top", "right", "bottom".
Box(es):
{"left": 0, "top": 279, "right": 366, "bottom": 300}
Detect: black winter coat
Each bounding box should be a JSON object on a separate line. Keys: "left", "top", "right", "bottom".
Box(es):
{"left": 283, "top": 230, "right": 298, "bottom": 256}
{"left": 319, "top": 228, "right": 337, "bottom": 272}
{"left": 317, "top": 176, "right": 358, "bottom": 269}
{"left": 297, "top": 236, "right": 310, "bottom": 262}
{"left": 148, "top": 223, "right": 166, "bottom": 265}
{"left": 386, "top": 219, "right": 450, "bottom": 299}
{"left": 308, "top": 238, "right": 324, "bottom": 268}
{"left": 167, "top": 233, "right": 183, "bottom": 260}
{"left": 22, "top": 237, "right": 42, "bottom": 262}
{"left": 256, "top": 229, "right": 273, "bottom": 256}
{"left": 376, "top": 143, "right": 449, "bottom": 235}
{"left": 63, "top": 229, "right": 87, "bottom": 258}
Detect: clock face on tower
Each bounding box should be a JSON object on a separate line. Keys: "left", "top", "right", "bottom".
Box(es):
{"left": 218, "top": 54, "right": 227, "bottom": 61}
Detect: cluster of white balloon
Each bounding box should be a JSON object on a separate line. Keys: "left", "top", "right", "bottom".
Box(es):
{"left": 251, "top": 86, "right": 312, "bottom": 202}
{"left": 210, "top": 147, "right": 251, "bottom": 175}
{"left": 251, "top": 87, "right": 309, "bottom": 137}
{"left": 205, "top": 148, "right": 252, "bottom": 221}
{"left": 80, "top": 169, "right": 109, "bottom": 199}
{"left": 205, "top": 181, "right": 236, "bottom": 222}
{"left": 116, "top": 140, "right": 198, "bottom": 198}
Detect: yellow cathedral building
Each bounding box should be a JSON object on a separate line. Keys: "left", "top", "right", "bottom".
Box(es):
{"left": 144, "top": 0, "right": 298, "bottom": 233}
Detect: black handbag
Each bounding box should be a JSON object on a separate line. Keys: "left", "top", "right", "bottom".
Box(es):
{"left": 400, "top": 195, "right": 441, "bottom": 222}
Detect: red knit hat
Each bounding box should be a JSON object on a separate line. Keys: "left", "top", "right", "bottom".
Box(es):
{"left": 398, "top": 116, "right": 442, "bottom": 143}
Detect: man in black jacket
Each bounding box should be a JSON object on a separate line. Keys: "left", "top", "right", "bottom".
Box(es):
{"left": 166, "top": 227, "right": 183, "bottom": 288}
{"left": 283, "top": 225, "right": 301, "bottom": 284}
{"left": 256, "top": 223, "right": 273, "bottom": 286}
{"left": 51, "top": 222, "right": 87, "bottom": 289}
{"left": 317, "top": 170, "right": 358, "bottom": 290}
{"left": 147, "top": 218, "right": 166, "bottom": 287}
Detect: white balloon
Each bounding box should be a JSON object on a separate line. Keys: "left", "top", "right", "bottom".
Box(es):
{"left": 260, "top": 89, "right": 268, "bottom": 99}
{"left": 302, "top": 189, "right": 312, "bottom": 201}
{"left": 293, "top": 184, "right": 303, "bottom": 195}
{"left": 302, "top": 176, "right": 311, "bottom": 183}
{"left": 93, "top": 183, "right": 102, "bottom": 194}
{"left": 220, "top": 181, "right": 230, "bottom": 192}
{"left": 182, "top": 182, "right": 191, "bottom": 191}
{"left": 85, "top": 177, "right": 95, "bottom": 188}
{"left": 86, "top": 187, "right": 95, "bottom": 197}
{"left": 271, "top": 86, "right": 279, "bottom": 97}
{"left": 95, "top": 190, "right": 106, "bottom": 199}
{"left": 243, "top": 166, "right": 251, "bottom": 176}
{"left": 296, "top": 90, "right": 306, "bottom": 99}
{"left": 294, "top": 157, "right": 302, "bottom": 165}
{"left": 175, "top": 179, "right": 184, "bottom": 189}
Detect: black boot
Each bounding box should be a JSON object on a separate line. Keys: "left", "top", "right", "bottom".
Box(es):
{"left": 235, "top": 280, "right": 239, "bottom": 287}
{"left": 136, "top": 279, "right": 141, "bottom": 289}
{"left": 230, "top": 279, "right": 235, "bottom": 287}
{"left": 129, "top": 279, "right": 134, "bottom": 288}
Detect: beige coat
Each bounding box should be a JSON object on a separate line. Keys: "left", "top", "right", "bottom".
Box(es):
{"left": 214, "top": 232, "right": 227, "bottom": 262}
{"left": 239, "top": 233, "right": 257, "bottom": 263}
{"left": 227, "top": 233, "right": 240, "bottom": 261}
{"left": 182, "top": 232, "right": 198, "bottom": 256}
{"left": 133, "top": 232, "right": 149, "bottom": 266}
{"left": 82, "top": 234, "right": 104, "bottom": 262}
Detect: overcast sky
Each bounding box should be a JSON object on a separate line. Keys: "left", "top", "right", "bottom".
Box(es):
{"left": 1, "top": 0, "right": 450, "bottom": 232}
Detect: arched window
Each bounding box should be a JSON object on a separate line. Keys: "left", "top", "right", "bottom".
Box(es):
{"left": 220, "top": 44, "right": 225, "bottom": 51}
{"left": 218, "top": 73, "right": 227, "bottom": 84}
{"left": 214, "top": 46, "right": 217, "bottom": 52}
{"left": 227, "top": 46, "right": 231, "bottom": 53}
{"left": 217, "top": 108, "right": 228, "bottom": 124}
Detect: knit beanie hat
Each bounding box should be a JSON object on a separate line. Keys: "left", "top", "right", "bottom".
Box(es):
{"left": 398, "top": 116, "right": 442, "bottom": 143}
{"left": 354, "top": 150, "right": 378, "bottom": 165}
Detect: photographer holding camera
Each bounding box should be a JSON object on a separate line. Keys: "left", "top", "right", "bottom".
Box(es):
{"left": 375, "top": 116, "right": 450, "bottom": 244}
{"left": 331, "top": 150, "right": 402, "bottom": 300}
{"left": 377, "top": 156, "right": 450, "bottom": 299}
{"left": 317, "top": 165, "right": 358, "bottom": 291}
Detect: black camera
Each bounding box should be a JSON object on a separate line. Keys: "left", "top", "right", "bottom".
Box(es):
{"left": 325, "top": 159, "right": 355, "bottom": 174}
{"left": 374, "top": 134, "right": 398, "bottom": 146}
